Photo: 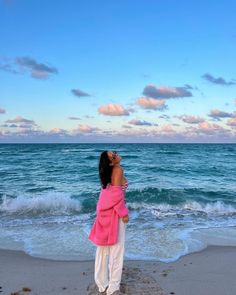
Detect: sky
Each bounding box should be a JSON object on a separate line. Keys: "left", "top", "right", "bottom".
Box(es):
{"left": 0, "top": 0, "right": 236, "bottom": 143}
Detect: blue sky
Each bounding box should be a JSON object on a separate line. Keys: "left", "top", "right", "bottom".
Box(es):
{"left": 0, "top": 0, "right": 236, "bottom": 143}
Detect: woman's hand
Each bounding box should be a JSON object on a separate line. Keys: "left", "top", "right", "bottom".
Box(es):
{"left": 122, "top": 215, "right": 129, "bottom": 223}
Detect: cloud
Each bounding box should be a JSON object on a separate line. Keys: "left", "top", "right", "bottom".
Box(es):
{"left": 0, "top": 108, "right": 6, "bottom": 114}
{"left": 71, "top": 89, "right": 91, "bottom": 97}
{"left": 18, "top": 124, "right": 35, "bottom": 129}
{"left": 136, "top": 97, "right": 167, "bottom": 110}
{"left": 1, "top": 123, "right": 17, "bottom": 128}
{"left": 115, "top": 128, "right": 151, "bottom": 137}
{"left": 142, "top": 84, "right": 192, "bottom": 99}
{"left": 202, "top": 73, "right": 236, "bottom": 86}
{"left": 49, "top": 128, "right": 68, "bottom": 135}
{"left": 1, "top": 123, "right": 235, "bottom": 143}
{"left": 196, "top": 121, "right": 229, "bottom": 135}
{"left": 0, "top": 57, "right": 20, "bottom": 74}
{"left": 226, "top": 118, "right": 236, "bottom": 127}
{"left": 159, "top": 114, "right": 170, "bottom": 119}
{"left": 3, "top": 116, "right": 38, "bottom": 130}
{"left": 5, "top": 116, "right": 37, "bottom": 126}
{"left": 98, "top": 104, "right": 130, "bottom": 116}
{"left": 15, "top": 56, "right": 58, "bottom": 79}
{"left": 72, "top": 124, "right": 99, "bottom": 134}
{"left": 208, "top": 109, "right": 235, "bottom": 120}
{"left": 159, "top": 124, "right": 175, "bottom": 133}
{"left": 128, "top": 119, "right": 153, "bottom": 126}
{"left": 0, "top": 56, "right": 58, "bottom": 79}
{"left": 85, "top": 115, "right": 95, "bottom": 118}
{"left": 126, "top": 107, "right": 136, "bottom": 113}
{"left": 122, "top": 124, "right": 132, "bottom": 129}
{"left": 176, "top": 114, "right": 205, "bottom": 124}
{"left": 68, "top": 116, "right": 81, "bottom": 120}
{"left": 184, "top": 84, "right": 194, "bottom": 90}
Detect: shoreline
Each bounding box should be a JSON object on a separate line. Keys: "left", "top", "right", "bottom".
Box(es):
{"left": 1, "top": 245, "right": 236, "bottom": 294}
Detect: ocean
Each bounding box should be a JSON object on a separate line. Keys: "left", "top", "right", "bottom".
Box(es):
{"left": 0, "top": 143, "right": 236, "bottom": 262}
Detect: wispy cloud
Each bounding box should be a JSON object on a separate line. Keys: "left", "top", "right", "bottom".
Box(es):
{"left": 136, "top": 97, "right": 167, "bottom": 110}
{"left": 15, "top": 56, "right": 58, "bottom": 79}
{"left": 128, "top": 119, "right": 153, "bottom": 126}
{"left": 208, "top": 109, "right": 235, "bottom": 120}
{"left": 159, "top": 114, "right": 170, "bottom": 119}
{"left": 98, "top": 103, "right": 130, "bottom": 116}
{"left": 202, "top": 73, "right": 236, "bottom": 86}
{"left": 4, "top": 116, "right": 38, "bottom": 128}
{"left": 0, "top": 56, "right": 20, "bottom": 74}
{"left": 1, "top": 123, "right": 17, "bottom": 128}
{"left": 142, "top": 84, "right": 192, "bottom": 99}
{"left": 176, "top": 114, "right": 205, "bottom": 124}
{"left": 68, "top": 116, "right": 81, "bottom": 120}
{"left": 49, "top": 128, "right": 69, "bottom": 135}
{"left": 122, "top": 124, "right": 132, "bottom": 129}
{"left": 187, "top": 121, "right": 231, "bottom": 135}
{"left": 85, "top": 115, "right": 95, "bottom": 118}
{"left": 71, "top": 89, "right": 91, "bottom": 97}
{"left": 72, "top": 124, "right": 99, "bottom": 134}
{"left": 5, "top": 116, "right": 36, "bottom": 124}
{"left": 159, "top": 124, "right": 175, "bottom": 133}
{"left": 226, "top": 118, "right": 236, "bottom": 127}
{"left": 0, "top": 56, "right": 58, "bottom": 79}
{"left": 0, "top": 108, "right": 6, "bottom": 114}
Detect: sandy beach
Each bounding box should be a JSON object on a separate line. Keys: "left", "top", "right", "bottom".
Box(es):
{"left": 1, "top": 245, "right": 236, "bottom": 295}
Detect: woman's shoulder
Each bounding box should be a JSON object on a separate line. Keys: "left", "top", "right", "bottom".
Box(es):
{"left": 112, "top": 165, "right": 123, "bottom": 173}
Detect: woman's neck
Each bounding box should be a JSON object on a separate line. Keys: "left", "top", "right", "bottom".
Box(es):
{"left": 113, "top": 163, "right": 120, "bottom": 167}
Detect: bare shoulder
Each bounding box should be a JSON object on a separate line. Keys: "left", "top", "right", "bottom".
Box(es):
{"left": 112, "top": 165, "right": 123, "bottom": 175}
{"left": 111, "top": 166, "right": 123, "bottom": 185}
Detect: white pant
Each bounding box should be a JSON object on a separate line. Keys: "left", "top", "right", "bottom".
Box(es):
{"left": 94, "top": 218, "right": 127, "bottom": 295}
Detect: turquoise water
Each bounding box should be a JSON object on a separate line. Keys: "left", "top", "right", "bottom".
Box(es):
{"left": 0, "top": 143, "right": 236, "bottom": 262}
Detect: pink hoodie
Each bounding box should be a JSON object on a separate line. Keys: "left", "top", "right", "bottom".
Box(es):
{"left": 88, "top": 184, "right": 129, "bottom": 246}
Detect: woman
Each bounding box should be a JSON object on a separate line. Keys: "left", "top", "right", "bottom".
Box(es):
{"left": 88, "top": 150, "right": 129, "bottom": 295}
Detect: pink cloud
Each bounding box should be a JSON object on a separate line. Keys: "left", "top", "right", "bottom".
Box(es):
{"left": 227, "top": 118, "right": 236, "bottom": 127}
{"left": 136, "top": 97, "right": 167, "bottom": 110}
{"left": 159, "top": 124, "right": 175, "bottom": 133}
{"left": 195, "top": 121, "right": 229, "bottom": 135}
{"left": 73, "top": 124, "right": 99, "bottom": 134}
{"left": 176, "top": 114, "right": 205, "bottom": 124}
{"left": 98, "top": 104, "right": 130, "bottom": 116}
{"left": 49, "top": 128, "right": 68, "bottom": 135}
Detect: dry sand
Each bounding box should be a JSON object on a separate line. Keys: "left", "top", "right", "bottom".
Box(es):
{"left": 1, "top": 245, "right": 236, "bottom": 295}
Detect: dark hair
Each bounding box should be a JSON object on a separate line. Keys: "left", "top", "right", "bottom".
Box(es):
{"left": 99, "top": 151, "right": 112, "bottom": 189}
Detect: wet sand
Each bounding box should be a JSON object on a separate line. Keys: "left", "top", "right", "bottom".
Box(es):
{"left": 1, "top": 245, "right": 236, "bottom": 295}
